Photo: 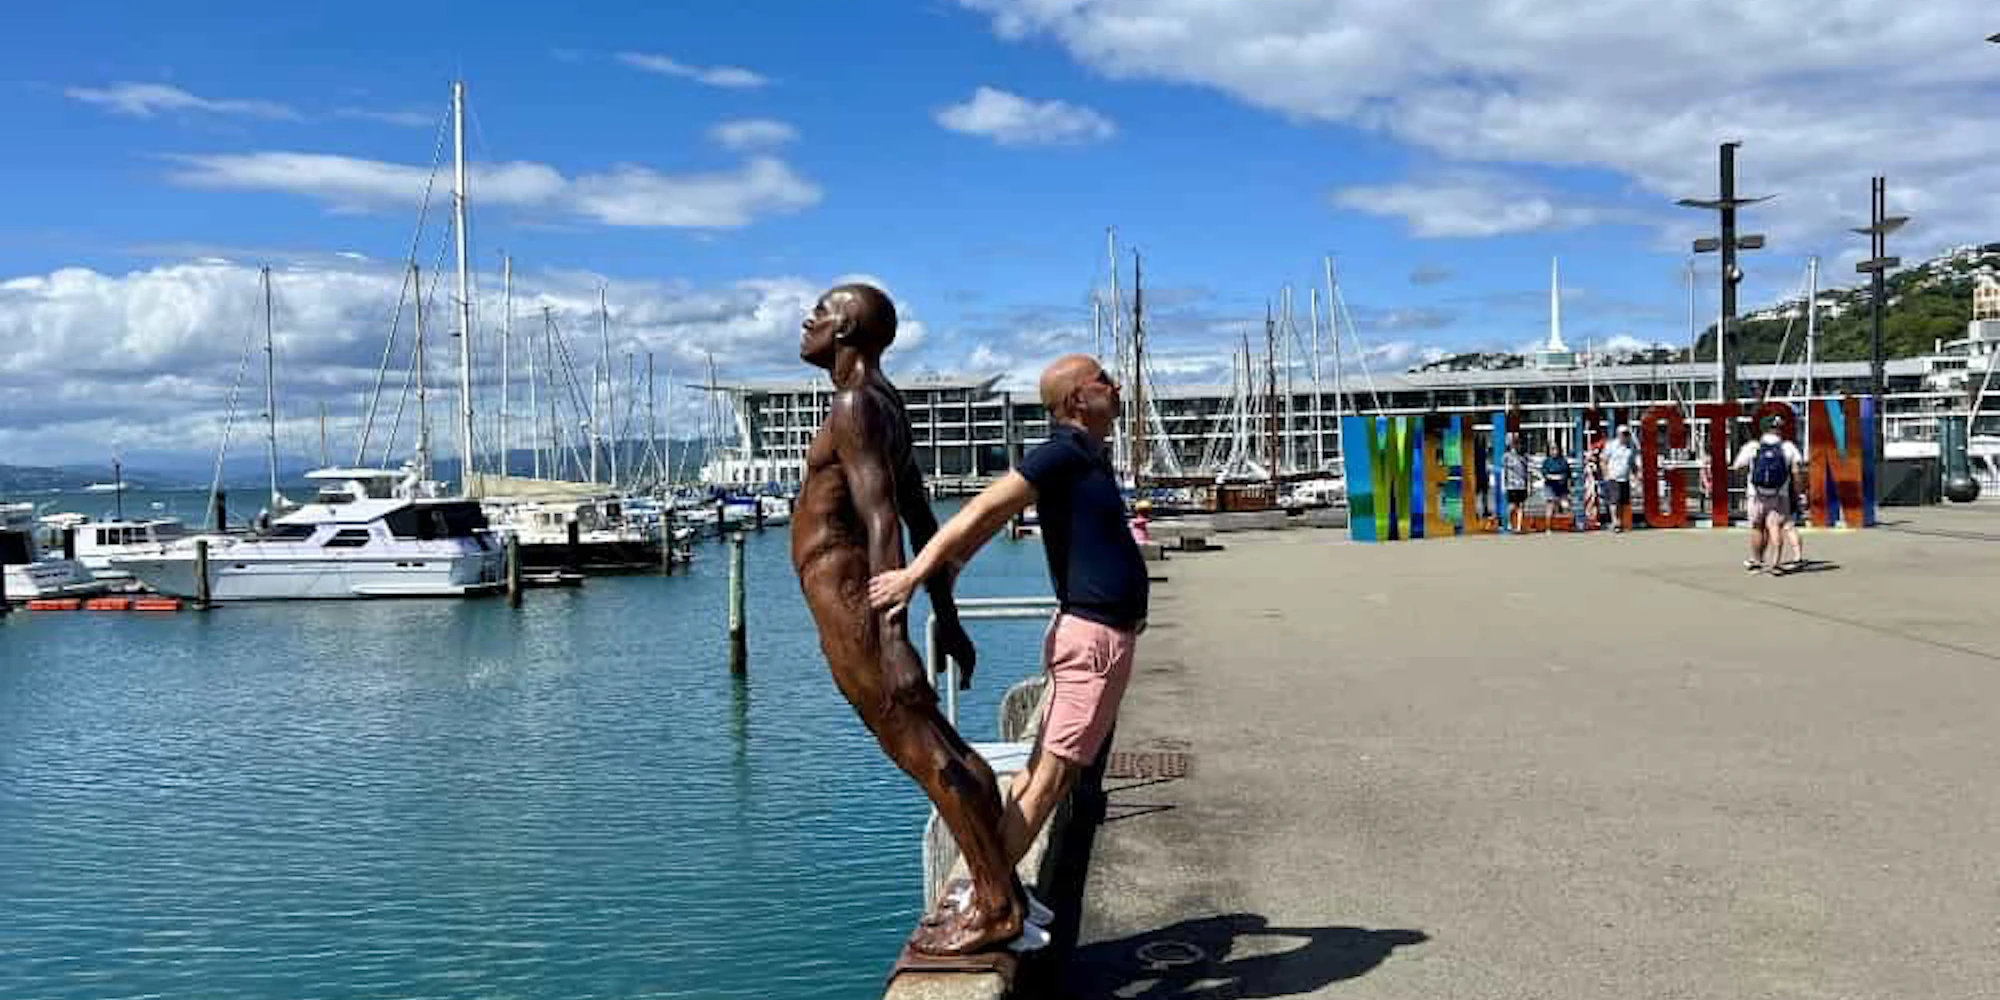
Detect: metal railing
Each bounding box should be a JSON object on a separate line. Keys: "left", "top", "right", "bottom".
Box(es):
{"left": 924, "top": 595, "right": 1059, "bottom": 727}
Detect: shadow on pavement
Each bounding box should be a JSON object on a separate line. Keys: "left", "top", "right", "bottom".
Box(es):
{"left": 1058, "top": 914, "right": 1428, "bottom": 999}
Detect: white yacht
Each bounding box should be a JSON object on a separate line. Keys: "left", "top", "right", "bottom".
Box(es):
{"left": 68, "top": 518, "right": 194, "bottom": 583}
{"left": 1, "top": 503, "right": 109, "bottom": 600}
{"left": 110, "top": 468, "right": 503, "bottom": 600}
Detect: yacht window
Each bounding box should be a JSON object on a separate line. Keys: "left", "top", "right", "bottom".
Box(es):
{"left": 0, "top": 531, "right": 31, "bottom": 564}
{"left": 264, "top": 523, "right": 317, "bottom": 540}
{"left": 97, "top": 529, "right": 115, "bottom": 546}
{"left": 323, "top": 529, "right": 374, "bottom": 548}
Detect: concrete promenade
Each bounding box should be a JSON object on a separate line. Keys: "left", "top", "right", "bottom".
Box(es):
{"left": 1062, "top": 506, "right": 2000, "bottom": 999}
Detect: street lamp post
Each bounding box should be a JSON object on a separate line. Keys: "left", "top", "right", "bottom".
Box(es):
{"left": 1676, "top": 141, "right": 1770, "bottom": 450}
{"left": 1850, "top": 176, "right": 1906, "bottom": 460}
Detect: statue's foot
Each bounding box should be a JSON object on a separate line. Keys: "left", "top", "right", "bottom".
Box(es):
{"left": 936, "top": 877, "right": 1053, "bottom": 927}
{"left": 908, "top": 895, "right": 1026, "bottom": 956}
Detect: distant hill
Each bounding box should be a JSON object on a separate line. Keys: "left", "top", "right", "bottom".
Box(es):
{"left": 1688, "top": 244, "right": 1996, "bottom": 366}
{"left": 0, "top": 463, "right": 185, "bottom": 494}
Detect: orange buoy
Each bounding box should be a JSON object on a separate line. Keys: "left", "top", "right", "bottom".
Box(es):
{"left": 26, "top": 598, "right": 83, "bottom": 611}
{"left": 132, "top": 598, "right": 182, "bottom": 612}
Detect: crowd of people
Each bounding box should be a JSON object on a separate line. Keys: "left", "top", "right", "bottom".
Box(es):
{"left": 1497, "top": 414, "right": 1809, "bottom": 575}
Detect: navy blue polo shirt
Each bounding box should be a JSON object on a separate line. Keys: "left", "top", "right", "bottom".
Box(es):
{"left": 1017, "top": 424, "right": 1148, "bottom": 630}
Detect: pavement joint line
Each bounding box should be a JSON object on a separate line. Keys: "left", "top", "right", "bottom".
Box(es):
{"left": 1646, "top": 573, "right": 2000, "bottom": 664}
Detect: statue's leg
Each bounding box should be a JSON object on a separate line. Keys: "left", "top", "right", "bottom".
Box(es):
{"left": 872, "top": 700, "right": 1024, "bottom": 954}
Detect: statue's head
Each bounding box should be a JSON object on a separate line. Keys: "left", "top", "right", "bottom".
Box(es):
{"left": 800, "top": 283, "right": 897, "bottom": 369}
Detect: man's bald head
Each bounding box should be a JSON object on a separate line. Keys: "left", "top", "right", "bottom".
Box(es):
{"left": 1039, "top": 354, "right": 1102, "bottom": 414}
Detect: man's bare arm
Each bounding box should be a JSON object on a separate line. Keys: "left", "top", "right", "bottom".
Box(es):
{"left": 867, "top": 472, "right": 1036, "bottom": 614}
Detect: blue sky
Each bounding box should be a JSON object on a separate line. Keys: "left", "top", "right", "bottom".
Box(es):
{"left": 4, "top": 0, "right": 1998, "bottom": 467}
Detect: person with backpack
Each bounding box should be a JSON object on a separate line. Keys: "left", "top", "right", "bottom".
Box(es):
{"left": 1540, "top": 445, "right": 1572, "bottom": 532}
{"left": 1730, "top": 414, "right": 1806, "bottom": 575}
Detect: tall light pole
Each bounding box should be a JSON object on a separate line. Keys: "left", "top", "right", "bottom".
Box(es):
{"left": 1676, "top": 142, "right": 1770, "bottom": 449}
{"left": 1850, "top": 176, "right": 1906, "bottom": 459}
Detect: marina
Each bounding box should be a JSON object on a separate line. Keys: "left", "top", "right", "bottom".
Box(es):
{"left": 0, "top": 502, "right": 1060, "bottom": 1000}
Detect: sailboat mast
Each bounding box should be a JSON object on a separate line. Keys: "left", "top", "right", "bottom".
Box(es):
{"left": 1324, "top": 256, "right": 1344, "bottom": 462}
{"left": 413, "top": 262, "right": 431, "bottom": 483}
{"left": 1131, "top": 248, "right": 1146, "bottom": 488}
{"left": 647, "top": 352, "right": 659, "bottom": 489}
{"left": 1309, "top": 287, "right": 1325, "bottom": 471}
{"left": 541, "top": 307, "right": 557, "bottom": 480}
{"left": 526, "top": 288, "right": 541, "bottom": 479}
{"left": 600, "top": 285, "right": 617, "bottom": 488}
{"left": 451, "top": 80, "right": 476, "bottom": 493}
{"left": 501, "top": 253, "right": 511, "bottom": 479}
{"left": 1805, "top": 255, "right": 1818, "bottom": 454}
{"left": 261, "top": 265, "right": 280, "bottom": 507}
{"left": 1265, "top": 304, "right": 1279, "bottom": 481}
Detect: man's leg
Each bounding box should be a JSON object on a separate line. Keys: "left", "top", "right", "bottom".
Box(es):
{"left": 1000, "top": 748, "right": 1080, "bottom": 866}
{"left": 1746, "top": 498, "right": 1767, "bottom": 569}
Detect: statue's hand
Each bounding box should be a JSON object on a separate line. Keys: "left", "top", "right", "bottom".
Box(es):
{"left": 937, "top": 615, "right": 979, "bottom": 690}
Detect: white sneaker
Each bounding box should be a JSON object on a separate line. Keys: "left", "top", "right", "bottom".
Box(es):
{"left": 1007, "top": 921, "right": 1052, "bottom": 953}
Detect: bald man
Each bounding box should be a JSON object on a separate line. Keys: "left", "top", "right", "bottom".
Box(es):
{"left": 791, "top": 283, "right": 1027, "bottom": 955}
{"left": 871, "top": 353, "right": 1149, "bottom": 910}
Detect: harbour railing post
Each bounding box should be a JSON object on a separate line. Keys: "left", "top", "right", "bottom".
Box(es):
{"left": 194, "top": 539, "right": 212, "bottom": 610}
{"left": 506, "top": 533, "right": 523, "bottom": 607}
{"left": 728, "top": 531, "right": 747, "bottom": 675}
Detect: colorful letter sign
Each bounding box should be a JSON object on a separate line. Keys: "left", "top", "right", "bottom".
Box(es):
{"left": 1341, "top": 398, "right": 1876, "bottom": 542}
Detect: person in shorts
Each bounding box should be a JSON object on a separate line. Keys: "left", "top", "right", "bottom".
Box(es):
{"left": 1731, "top": 413, "right": 1806, "bottom": 575}
{"left": 1502, "top": 433, "right": 1531, "bottom": 533}
{"left": 1540, "top": 447, "right": 1572, "bottom": 532}
{"left": 870, "top": 352, "right": 1147, "bottom": 879}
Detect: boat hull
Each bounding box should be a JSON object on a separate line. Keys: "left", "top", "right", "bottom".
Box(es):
{"left": 113, "top": 550, "right": 504, "bottom": 601}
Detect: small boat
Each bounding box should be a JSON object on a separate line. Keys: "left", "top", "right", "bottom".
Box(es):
{"left": 2, "top": 504, "right": 110, "bottom": 601}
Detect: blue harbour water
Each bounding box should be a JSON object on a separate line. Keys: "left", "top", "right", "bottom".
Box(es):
{"left": 0, "top": 496, "right": 1054, "bottom": 1000}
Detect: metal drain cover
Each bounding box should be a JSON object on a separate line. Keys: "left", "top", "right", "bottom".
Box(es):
{"left": 1135, "top": 939, "right": 1206, "bottom": 969}
{"left": 1104, "top": 750, "right": 1190, "bottom": 780}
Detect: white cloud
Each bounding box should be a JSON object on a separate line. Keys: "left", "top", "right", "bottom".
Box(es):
{"left": 616, "top": 52, "right": 770, "bottom": 89}
{"left": 0, "top": 259, "right": 926, "bottom": 466}
{"left": 957, "top": 0, "right": 2000, "bottom": 253}
{"left": 708, "top": 119, "right": 800, "bottom": 152}
{"left": 935, "top": 86, "right": 1116, "bottom": 147}
{"left": 1332, "top": 170, "right": 1612, "bottom": 238}
{"left": 333, "top": 107, "right": 437, "bottom": 128}
{"left": 165, "top": 151, "right": 821, "bottom": 229}
{"left": 66, "top": 82, "right": 300, "bottom": 121}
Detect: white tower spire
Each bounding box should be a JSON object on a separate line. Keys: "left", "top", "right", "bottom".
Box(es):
{"left": 1547, "top": 256, "right": 1568, "bottom": 352}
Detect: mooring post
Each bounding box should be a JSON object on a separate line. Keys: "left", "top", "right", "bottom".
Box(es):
{"left": 212, "top": 488, "right": 227, "bottom": 532}
{"left": 728, "top": 532, "right": 747, "bottom": 675}
{"left": 1, "top": 552, "right": 10, "bottom": 614}
{"left": 753, "top": 496, "right": 765, "bottom": 532}
{"left": 660, "top": 520, "right": 676, "bottom": 575}
{"left": 506, "top": 533, "right": 523, "bottom": 607}
{"left": 715, "top": 498, "right": 728, "bottom": 539}
{"left": 194, "top": 539, "right": 212, "bottom": 610}
{"left": 61, "top": 527, "right": 76, "bottom": 561}
{"left": 566, "top": 519, "right": 582, "bottom": 573}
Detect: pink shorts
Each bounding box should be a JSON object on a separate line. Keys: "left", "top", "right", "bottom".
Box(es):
{"left": 1037, "top": 613, "right": 1138, "bottom": 766}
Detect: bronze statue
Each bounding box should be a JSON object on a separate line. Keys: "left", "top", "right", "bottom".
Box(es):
{"left": 790, "top": 283, "right": 1027, "bottom": 955}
